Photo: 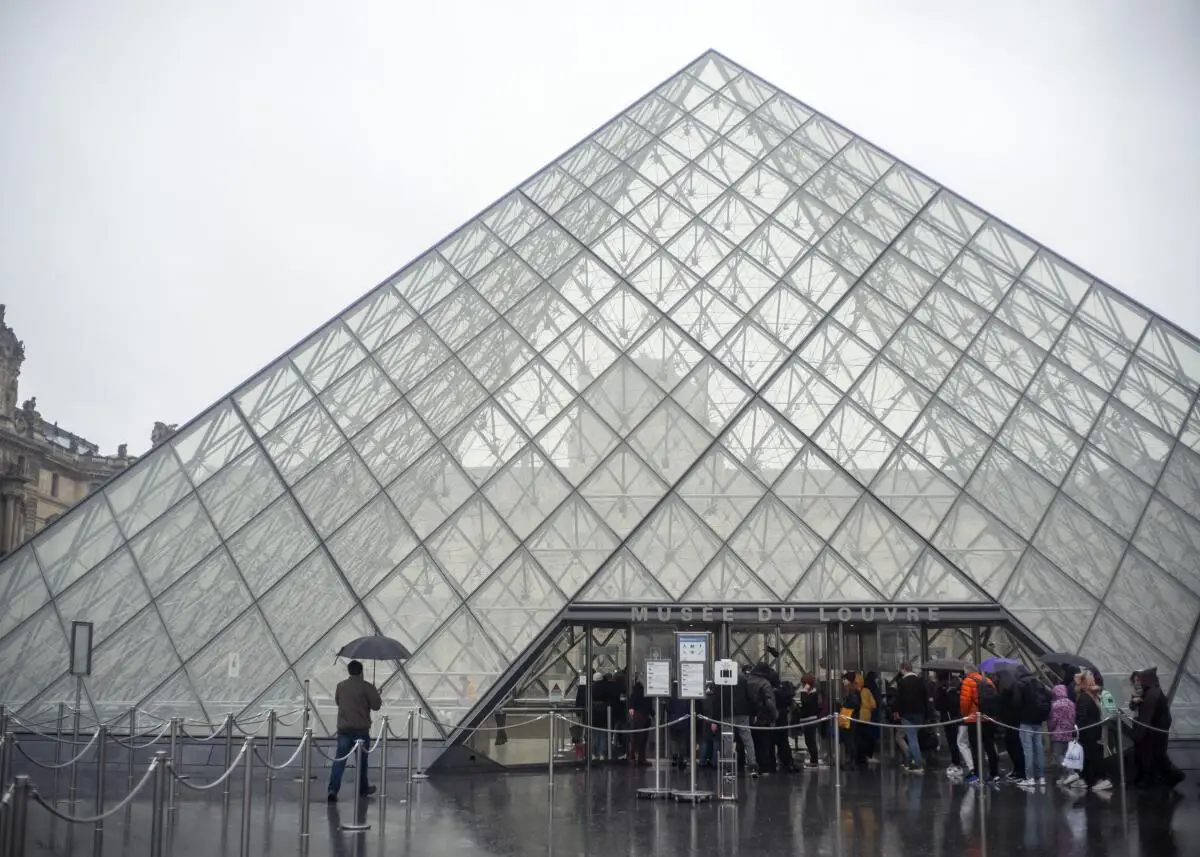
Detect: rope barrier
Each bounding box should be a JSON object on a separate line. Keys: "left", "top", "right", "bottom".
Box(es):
{"left": 312, "top": 739, "right": 362, "bottom": 763}
{"left": 109, "top": 720, "right": 172, "bottom": 749}
{"left": 695, "top": 713, "right": 840, "bottom": 732}
{"left": 0, "top": 783, "right": 12, "bottom": 815}
{"left": 180, "top": 721, "right": 227, "bottom": 742}
{"left": 7, "top": 715, "right": 95, "bottom": 746}
{"left": 168, "top": 742, "right": 249, "bottom": 792}
{"left": 30, "top": 759, "right": 158, "bottom": 823}
{"left": 12, "top": 730, "right": 101, "bottom": 769}
{"left": 556, "top": 714, "right": 691, "bottom": 735}
{"left": 252, "top": 734, "right": 309, "bottom": 771}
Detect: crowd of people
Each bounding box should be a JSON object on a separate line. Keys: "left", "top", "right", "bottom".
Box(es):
{"left": 565, "top": 658, "right": 1185, "bottom": 794}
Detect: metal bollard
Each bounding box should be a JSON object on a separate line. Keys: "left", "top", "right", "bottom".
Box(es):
{"left": 53, "top": 702, "right": 65, "bottom": 804}
{"left": 975, "top": 715, "right": 984, "bottom": 780}
{"left": 405, "top": 710, "right": 415, "bottom": 785}
{"left": 126, "top": 707, "right": 137, "bottom": 795}
{"left": 265, "top": 710, "right": 277, "bottom": 795}
{"left": 340, "top": 740, "right": 370, "bottom": 832}
{"left": 379, "top": 716, "right": 390, "bottom": 801}
{"left": 548, "top": 714, "right": 555, "bottom": 786}
{"left": 300, "top": 729, "right": 313, "bottom": 839}
{"left": 68, "top": 701, "right": 82, "bottom": 808}
{"left": 9, "top": 775, "right": 31, "bottom": 857}
{"left": 606, "top": 707, "right": 613, "bottom": 762}
{"left": 150, "top": 752, "right": 168, "bottom": 857}
{"left": 223, "top": 714, "right": 234, "bottom": 800}
{"left": 413, "top": 709, "right": 427, "bottom": 780}
{"left": 0, "top": 704, "right": 7, "bottom": 736}
{"left": 240, "top": 738, "right": 254, "bottom": 857}
{"left": 94, "top": 725, "right": 107, "bottom": 855}
{"left": 0, "top": 731, "right": 12, "bottom": 851}
{"left": 1115, "top": 713, "right": 1126, "bottom": 789}
{"left": 168, "top": 718, "right": 180, "bottom": 812}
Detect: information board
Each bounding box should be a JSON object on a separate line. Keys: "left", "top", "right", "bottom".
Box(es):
{"left": 676, "top": 632, "right": 709, "bottom": 663}
{"left": 679, "top": 662, "right": 706, "bottom": 699}
{"left": 645, "top": 660, "right": 671, "bottom": 697}
{"left": 675, "top": 631, "right": 711, "bottom": 700}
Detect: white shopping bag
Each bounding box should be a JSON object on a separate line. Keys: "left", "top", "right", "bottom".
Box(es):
{"left": 1063, "top": 738, "right": 1085, "bottom": 772}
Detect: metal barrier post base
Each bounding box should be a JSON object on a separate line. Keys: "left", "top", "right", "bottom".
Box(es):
{"left": 717, "top": 758, "right": 738, "bottom": 802}
{"left": 339, "top": 741, "right": 371, "bottom": 833}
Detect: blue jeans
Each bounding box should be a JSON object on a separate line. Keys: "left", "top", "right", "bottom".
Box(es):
{"left": 901, "top": 715, "right": 923, "bottom": 766}
{"left": 1019, "top": 724, "right": 1046, "bottom": 779}
{"left": 328, "top": 731, "right": 370, "bottom": 796}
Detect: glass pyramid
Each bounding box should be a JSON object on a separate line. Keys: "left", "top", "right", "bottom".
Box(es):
{"left": 3, "top": 50, "right": 1200, "bottom": 738}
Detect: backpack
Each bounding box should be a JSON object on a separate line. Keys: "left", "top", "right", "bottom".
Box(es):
{"left": 974, "top": 676, "right": 1001, "bottom": 719}
{"left": 1022, "top": 677, "right": 1053, "bottom": 723}
{"left": 1098, "top": 688, "right": 1118, "bottom": 721}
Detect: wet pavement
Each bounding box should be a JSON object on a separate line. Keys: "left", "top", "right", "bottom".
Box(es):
{"left": 10, "top": 764, "right": 1199, "bottom": 856}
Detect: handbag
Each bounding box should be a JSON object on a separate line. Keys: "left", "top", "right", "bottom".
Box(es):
{"left": 1063, "top": 733, "right": 1085, "bottom": 772}
{"left": 838, "top": 706, "right": 853, "bottom": 730}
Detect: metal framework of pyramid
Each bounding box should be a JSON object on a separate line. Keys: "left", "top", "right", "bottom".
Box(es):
{"left": 4, "top": 50, "right": 1200, "bottom": 741}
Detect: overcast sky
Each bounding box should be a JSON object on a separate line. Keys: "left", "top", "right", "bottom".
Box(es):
{"left": 1, "top": 1, "right": 1197, "bottom": 455}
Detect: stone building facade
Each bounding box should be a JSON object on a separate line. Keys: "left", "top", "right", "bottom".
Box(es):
{"left": 0, "top": 305, "right": 138, "bottom": 555}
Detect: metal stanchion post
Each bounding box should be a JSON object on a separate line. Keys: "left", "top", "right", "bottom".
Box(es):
{"left": 126, "top": 707, "right": 137, "bottom": 795}
{"left": 240, "top": 738, "right": 254, "bottom": 857}
{"left": 68, "top": 699, "right": 82, "bottom": 808}
{"left": 1115, "top": 713, "right": 1126, "bottom": 789}
{"left": 974, "top": 714, "right": 984, "bottom": 780}
{"left": 300, "top": 729, "right": 312, "bottom": 840}
{"left": 52, "top": 702, "right": 65, "bottom": 803}
{"left": 379, "top": 716, "right": 390, "bottom": 801}
{"left": 223, "top": 714, "right": 234, "bottom": 800}
{"left": 265, "top": 710, "right": 277, "bottom": 795}
{"left": 0, "top": 731, "right": 10, "bottom": 850}
{"left": 94, "top": 725, "right": 107, "bottom": 855}
{"left": 150, "top": 752, "right": 168, "bottom": 857}
{"left": 9, "top": 775, "right": 30, "bottom": 857}
{"left": 413, "top": 709, "right": 427, "bottom": 781}
{"left": 605, "top": 707, "right": 612, "bottom": 762}
{"left": 340, "top": 740, "right": 370, "bottom": 832}
{"left": 0, "top": 704, "right": 7, "bottom": 735}
{"left": 405, "top": 710, "right": 415, "bottom": 785}
{"left": 302, "top": 680, "right": 311, "bottom": 734}
{"left": 672, "top": 699, "right": 711, "bottom": 803}
{"left": 548, "top": 714, "right": 555, "bottom": 786}
{"left": 167, "top": 718, "right": 181, "bottom": 813}
{"left": 638, "top": 698, "right": 670, "bottom": 799}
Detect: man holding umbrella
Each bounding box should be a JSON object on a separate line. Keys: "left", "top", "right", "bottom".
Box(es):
{"left": 328, "top": 659, "right": 382, "bottom": 801}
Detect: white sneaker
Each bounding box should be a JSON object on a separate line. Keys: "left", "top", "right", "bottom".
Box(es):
{"left": 1017, "top": 778, "right": 1035, "bottom": 788}
{"left": 1060, "top": 773, "right": 1080, "bottom": 786}
{"left": 1037, "top": 777, "right": 1047, "bottom": 786}
{"left": 1092, "top": 779, "right": 1113, "bottom": 792}
{"left": 1068, "top": 777, "right": 1088, "bottom": 790}
{"left": 945, "top": 765, "right": 963, "bottom": 778}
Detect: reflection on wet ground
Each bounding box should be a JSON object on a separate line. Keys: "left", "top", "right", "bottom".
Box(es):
{"left": 14, "top": 765, "right": 1199, "bottom": 856}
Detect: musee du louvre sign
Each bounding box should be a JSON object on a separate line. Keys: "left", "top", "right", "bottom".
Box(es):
{"left": 626, "top": 604, "right": 961, "bottom": 624}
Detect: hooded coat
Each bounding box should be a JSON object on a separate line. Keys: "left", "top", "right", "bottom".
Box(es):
{"left": 1048, "top": 684, "right": 1076, "bottom": 742}
{"left": 1134, "top": 667, "right": 1170, "bottom": 738}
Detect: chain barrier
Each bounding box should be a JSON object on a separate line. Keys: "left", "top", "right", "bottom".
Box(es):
{"left": 168, "top": 741, "right": 249, "bottom": 792}
{"left": 12, "top": 730, "right": 102, "bottom": 769}
{"left": 252, "top": 733, "right": 309, "bottom": 772}
{"left": 312, "top": 739, "right": 361, "bottom": 763}
{"left": 29, "top": 758, "right": 158, "bottom": 823}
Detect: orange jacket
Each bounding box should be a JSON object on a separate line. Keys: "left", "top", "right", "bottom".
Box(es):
{"left": 960, "top": 672, "right": 992, "bottom": 723}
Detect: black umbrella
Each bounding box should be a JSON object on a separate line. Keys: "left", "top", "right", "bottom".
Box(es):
{"left": 337, "top": 635, "right": 412, "bottom": 661}
{"left": 919, "top": 659, "right": 968, "bottom": 673}
{"left": 1037, "top": 653, "right": 1099, "bottom": 673}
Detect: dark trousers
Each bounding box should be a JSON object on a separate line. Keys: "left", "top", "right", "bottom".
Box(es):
{"left": 1081, "top": 738, "right": 1104, "bottom": 787}
{"left": 803, "top": 724, "right": 820, "bottom": 765}
{"left": 1004, "top": 726, "right": 1025, "bottom": 778}
{"left": 754, "top": 728, "right": 774, "bottom": 773}
{"left": 772, "top": 722, "right": 794, "bottom": 771}
{"left": 629, "top": 713, "right": 649, "bottom": 763}
{"left": 967, "top": 723, "right": 999, "bottom": 779}
{"left": 328, "top": 731, "right": 370, "bottom": 796}
{"left": 944, "top": 721, "right": 963, "bottom": 766}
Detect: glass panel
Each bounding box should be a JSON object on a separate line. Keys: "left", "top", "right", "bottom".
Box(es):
{"left": 483, "top": 447, "right": 572, "bottom": 539}
{"left": 666, "top": 221, "right": 736, "bottom": 276}
{"left": 796, "top": 115, "right": 851, "bottom": 158}
{"left": 870, "top": 448, "right": 959, "bottom": 539}
{"left": 366, "top": 548, "right": 463, "bottom": 654}
{"left": 628, "top": 399, "right": 712, "bottom": 484}
{"left": 594, "top": 164, "right": 656, "bottom": 216}
{"left": 878, "top": 163, "right": 937, "bottom": 212}
{"left": 444, "top": 403, "right": 527, "bottom": 485}
{"left": 797, "top": 320, "right": 875, "bottom": 391}
{"left": 942, "top": 251, "right": 1013, "bottom": 314}
{"left": 469, "top": 550, "right": 566, "bottom": 658}
{"left": 352, "top": 400, "right": 435, "bottom": 487}
{"left": 750, "top": 283, "right": 821, "bottom": 349}
{"left": 292, "top": 446, "right": 378, "bottom": 537}
{"left": 536, "top": 402, "right": 620, "bottom": 486}
{"left": 1105, "top": 551, "right": 1200, "bottom": 663}
{"left": 578, "top": 548, "right": 672, "bottom": 601}
{"left": 482, "top": 192, "right": 546, "bottom": 245}
{"left": 578, "top": 445, "right": 668, "bottom": 538}
{"left": 864, "top": 251, "right": 934, "bottom": 312}
{"left": 678, "top": 448, "right": 766, "bottom": 540}
{"left": 1063, "top": 446, "right": 1152, "bottom": 539}
{"left": 459, "top": 320, "right": 536, "bottom": 393}
{"left": 707, "top": 251, "right": 776, "bottom": 312}
{"left": 424, "top": 286, "right": 499, "bottom": 350}
{"left": 226, "top": 494, "right": 318, "bottom": 597}
{"left": 734, "top": 163, "right": 796, "bottom": 214}
{"left": 157, "top": 549, "right": 251, "bottom": 660}
{"left": 1053, "top": 319, "right": 1130, "bottom": 391}
{"left": 701, "top": 191, "right": 767, "bottom": 246}
{"left": 924, "top": 192, "right": 986, "bottom": 243}
{"left": 791, "top": 549, "right": 883, "bottom": 601}
{"left": 1033, "top": 495, "right": 1125, "bottom": 599}
{"left": 130, "top": 494, "right": 219, "bottom": 595}
{"left": 895, "top": 551, "right": 986, "bottom": 602}
{"left": 784, "top": 251, "right": 852, "bottom": 310}
{"left": 765, "top": 137, "right": 824, "bottom": 186}
{"left": 831, "top": 498, "right": 923, "bottom": 598}
{"left": 1185, "top": 405, "right": 1200, "bottom": 454}
{"left": 727, "top": 113, "right": 786, "bottom": 157}
{"left": 1021, "top": 250, "right": 1090, "bottom": 311}
{"left": 373, "top": 321, "right": 451, "bottom": 394}
{"left": 1077, "top": 283, "right": 1149, "bottom": 350}
{"left": 729, "top": 495, "right": 822, "bottom": 598}
{"left": 671, "top": 358, "right": 751, "bottom": 436}
{"left": 673, "top": 285, "right": 741, "bottom": 349}
{"left": 937, "top": 358, "right": 1020, "bottom": 435}
{"left": 34, "top": 494, "right": 123, "bottom": 594}
{"left": 1000, "top": 551, "right": 1099, "bottom": 654}
{"left": 1114, "top": 358, "right": 1193, "bottom": 436}
{"left": 914, "top": 283, "right": 986, "bottom": 349}
{"left": 390, "top": 252, "right": 465, "bottom": 313}
{"left": 106, "top": 448, "right": 191, "bottom": 539}
{"left": 969, "top": 221, "right": 1035, "bottom": 275}
{"left": 713, "top": 320, "right": 786, "bottom": 388}
{"left": 1138, "top": 319, "right": 1200, "bottom": 392}
{"left": 55, "top": 547, "right": 149, "bottom": 646}
{"left": 259, "top": 551, "right": 355, "bottom": 660}
{"left": 628, "top": 495, "right": 722, "bottom": 598}
{"left": 720, "top": 402, "right": 805, "bottom": 485}
{"left": 593, "top": 221, "right": 655, "bottom": 275}
{"left": 291, "top": 322, "right": 366, "bottom": 394}
{"left": 0, "top": 604, "right": 69, "bottom": 710}
{"left": 895, "top": 220, "right": 962, "bottom": 277}
{"left": 404, "top": 608, "right": 511, "bottom": 728}
{"left": 933, "top": 496, "right": 1025, "bottom": 597}
{"left": 966, "top": 445, "right": 1056, "bottom": 540}
{"left": 813, "top": 401, "right": 898, "bottom": 483}
{"left": 684, "top": 549, "right": 773, "bottom": 602}
{"left": 771, "top": 191, "right": 837, "bottom": 250}
{"left": 628, "top": 252, "right": 698, "bottom": 313}
{"left": 471, "top": 252, "right": 542, "bottom": 315}
{"left": 428, "top": 496, "right": 519, "bottom": 598}
{"left": 185, "top": 608, "right": 289, "bottom": 722}
{"left": 138, "top": 670, "right": 206, "bottom": 732}
{"left": 551, "top": 251, "right": 618, "bottom": 314}
{"left": 527, "top": 495, "right": 619, "bottom": 599}
{"left": 1160, "top": 445, "right": 1200, "bottom": 521}
{"left": 543, "top": 319, "right": 618, "bottom": 393}
{"left": 587, "top": 284, "right": 658, "bottom": 350}
{"left": 559, "top": 139, "right": 622, "bottom": 185}
{"left": 764, "top": 357, "right": 842, "bottom": 435}
{"left": 261, "top": 400, "right": 344, "bottom": 485}
{"left": 805, "top": 164, "right": 868, "bottom": 214}
{"left": 774, "top": 444, "right": 863, "bottom": 539}
{"left": 343, "top": 284, "right": 413, "bottom": 352}
{"left": 1081, "top": 610, "right": 1175, "bottom": 711}
{"left": 851, "top": 358, "right": 931, "bottom": 436}
{"left": 756, "top": 92, "right": 813, "bottom": 135}
{"left": 388, "top": 445, "right": 474, "bottom": 539}
{"left": 0, "top": 548, "right": 49, "bottom": 642}
{"left": 88, "top": 609, "right": 181, "bottom": 718}
{"left": 628, "top": 321, "right": 703, "bottom": 390}
{"left": 1088, "top": 401, "right": 1172, "bottom": 485}
{"left": 815, "top": 221, "right": 885, "bottom": 276}
{"left": 998, "top": 400, "right": 1082, "bottom": 485}
{"left": 905, "top": 400, "right": 990, "bottom": 486}
{"left": 1135, "top": 496, "right": 1200, "bottom": 597}
{"left": 834, "top": 138, "right": 894, "bottom": 183}
{"left": 440, "top": 222, "right": 506, "bottom": 278}
{"left": 407, "top": 359, "right": 489, "bottom": 437}
{"left": 596, "top": 116, "right": 654, "bottom": 159}
{"left": 695, "top": 139, "right": 754, "bottom": 185}
{"left": 661, "top": 164, "right": 725, "bottom": 215}
{"left": 170, "top": 401, "right": 253, "bottom": 487}
{"left": 832, "top": 285, "right": 907, "bottom": 350}
{"left": 326, "top": 493, "right": 417, "bottom": 596}
{"left": 882, "top": 319, "right": 959, "bottom": 393}
{"left": 991, "top": 282, "right": 1068, "bottom": 351}
{"left": 968, "top": 320, "right": 1044, "bottom": 390}
{"left": 660, "top": 116, "right": 718, "bottom": 161}
{"left": 583, "top": 358, "right": 665, "bottom": 435}
{"left": 1025, "top": 357, "right": 1106, "bottom": 436}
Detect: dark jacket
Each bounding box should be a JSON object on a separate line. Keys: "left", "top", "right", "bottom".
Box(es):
{"left": 666, "top": 695, "right": 690, "bottom": 734}
{"left": 629, "top": 682, "right": 651, "bottom": 716}
{"left": 936, "top": 676, "right": 962, "bottom": 718}
{"left": 334, "top": 675, "right": 382, "bottom": 733}
{"left": 997, "top": 668, "right": 1023, "bottom": 724}
{"left": 774, "top": 682, "right": 797, "bottom": 726}
{"left": 796, "top": 684, "right": 820, "bottom": 720}
{"left": 895, "top": 672, "right": 926, "bottom": 719}
{"left": 746, "top": 670, "right": 776, "bottom": 721}
{"left": 731, "top": 673, "right": 754, "bottom": 717}
{"left": 1075, "top": 692, "right": 1103, "bottom": 741}
{"left": 1135, "top": 667, "right": 1171, "bottom": 738}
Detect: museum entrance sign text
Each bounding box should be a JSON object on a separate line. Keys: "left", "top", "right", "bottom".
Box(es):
{"left": 630, "top": 605, "right": 945, "bottom": 624}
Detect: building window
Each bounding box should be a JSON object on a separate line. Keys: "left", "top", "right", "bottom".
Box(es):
{"left": 50, "top": 473, "right": 59, "bottom": 498}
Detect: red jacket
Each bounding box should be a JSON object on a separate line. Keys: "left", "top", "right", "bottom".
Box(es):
{"left": 960, "top": 672, "right": 992, "bottom": 724}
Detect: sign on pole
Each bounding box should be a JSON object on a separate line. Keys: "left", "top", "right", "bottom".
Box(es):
{"left": 548, "top": 682, "right": 564, "bottom": 704}
{"left": 675, "top": 632, "right": 710, "bottom": 700}
{"left": 645, "top": 660, "right": 671, "bottom": 697}
{"left": 69, "top": 621, "right": 93, "bottom": 677}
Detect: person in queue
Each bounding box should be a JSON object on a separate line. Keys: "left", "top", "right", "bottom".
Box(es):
{"left": 327, "top": 660, "right": 380, "bottom": 801}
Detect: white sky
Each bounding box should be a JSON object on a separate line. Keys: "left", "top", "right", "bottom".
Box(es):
{"left": 1, "top": 0, "right": 1197, "bottom": 454}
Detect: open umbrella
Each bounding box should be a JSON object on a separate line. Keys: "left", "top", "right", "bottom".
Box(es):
{"left": 337, "top": 635, "right": 411, "bottom": 661}
{"left": 1037, "top": 652, "right": 1099, "bottom": 673}
{"left": 919, "top": 659, "right": 968, "bottom": 673}
{"left": 980, "top": 657, "right": 1020, "bottom": 673}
